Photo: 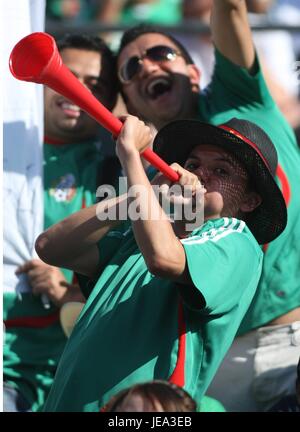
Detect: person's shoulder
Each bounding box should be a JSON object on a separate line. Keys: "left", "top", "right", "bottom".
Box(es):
{"left": 182, "top": 217, "right": 261, "bottom": 256}
{"left": 184, "top": 217, "right": 248, "bottom": 241}
{"left": 212, "top": 45, "right": 267, "bottom": 92}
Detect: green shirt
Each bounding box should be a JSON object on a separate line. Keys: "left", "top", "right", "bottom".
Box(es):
{"left": 44, "top": 217, "right": 262, "bottom": 412}
{"left": 43, "top": 139, "right": 109, "bottom": 281}
{"left": 198, "top": 395, "right": 226, "bottom": 412}
{"left": 198, "top": 49, "right": 300, "bottom": 332}
{"left": 3, "top": 138, "right": 118, "bottom": 411}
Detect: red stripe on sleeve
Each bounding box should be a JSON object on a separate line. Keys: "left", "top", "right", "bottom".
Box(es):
{"left": 262, "top": 164, "right": 291, "bottom": 253}
{"left": 169, "top": 300, "right": 186, "bottom": 387}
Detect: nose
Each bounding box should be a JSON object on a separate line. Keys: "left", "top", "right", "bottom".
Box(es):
{"left": 195, "top": 167, "right": 209, "bottom": 187}
{"left": 138, "top": 57, "right": 160, "bottom": 77}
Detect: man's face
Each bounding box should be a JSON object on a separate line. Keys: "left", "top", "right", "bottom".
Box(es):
{"left": 44, "top": 48, "right": 110, "bottom": 143}
{"left": 117, "top": 33, "right": 200, "bottom": 129}
{"left": 184, "top": 145, "right": 257, "bottom": 219}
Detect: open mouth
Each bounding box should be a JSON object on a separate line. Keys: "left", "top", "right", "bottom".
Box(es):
{"left": 57, "top": 99, "right": 81, "bottom": 116}
{"left": 146, "top": 78, "right": 172, "bottom": 100}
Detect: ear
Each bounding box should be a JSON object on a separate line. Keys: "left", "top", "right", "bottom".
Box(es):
{"left": 187, "top": 64, "right": 201, "bottom": 93}
{"left": 240, "top": 192, "right": 262, "bottom": 213}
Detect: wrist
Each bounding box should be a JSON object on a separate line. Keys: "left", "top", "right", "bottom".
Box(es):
{"left": 118, "top": 147, "right": 141, "bottom": 168}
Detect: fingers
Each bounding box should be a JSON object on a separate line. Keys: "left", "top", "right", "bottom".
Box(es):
{"left": 169, "top": 163, "right": 204, "bottom": 193}
{"left": 30, "top": 267, "right": 67, "bottom": 300}
{"left": 16, "top": 261, "right": 69, "bottom": 307}
{"left": 152, "top": 163, "right": 206, "bottom": 203}
{"left": 117, "top": 115, "right": 153, "bottom": 154}
{"left": 152, "top": 163, "right": 207, "bottom": 210}
{"left": 27, "top": 267, "right": 48, "bottom": 284}
{"left": 151, "top": 172, "right": 172, "bottom": 188}
{"left": 15, "top": 259, "right": 45, "bottom": 275}
{"left": 31, "top": 281, "right": 52, "bottom": 296}
{"left": 16, "top": 260, "right": 66, "bottom": 289}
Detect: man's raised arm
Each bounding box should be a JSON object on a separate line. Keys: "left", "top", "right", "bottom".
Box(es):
{"left": 211, "top": 0, "right": 255, "bottom": 71}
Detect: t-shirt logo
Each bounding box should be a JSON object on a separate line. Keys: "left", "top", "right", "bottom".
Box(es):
{"left": 49, "top": 174, "right": 76, "bottom": 202}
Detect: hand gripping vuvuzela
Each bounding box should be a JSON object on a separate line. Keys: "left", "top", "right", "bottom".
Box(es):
{"left": 9, "top": 32, "right": 179, "bottom": 182}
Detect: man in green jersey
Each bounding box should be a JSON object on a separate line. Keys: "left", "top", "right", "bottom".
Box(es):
{"left": 116, "top": 0, "right": 300, "bottom": 411}
{"left": 36, "top": 114, "right": 286, "bottom": 412}
{"left": 3, "top": 34, "right": 119, "bottom": 411}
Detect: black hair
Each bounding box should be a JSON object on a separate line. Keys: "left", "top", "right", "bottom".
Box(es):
{"left": 57, "top": 33, "right": 112, "bottom": 58}
{"left": 117, "top": 24, "right": 195, "bottom": 65}
{"left": 56, "top": 33, "right": 119, "bottom": 110}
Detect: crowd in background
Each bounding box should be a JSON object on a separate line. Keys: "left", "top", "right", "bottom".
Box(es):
{"left": 46, "top": 0, "right": 300, "bottom": 140}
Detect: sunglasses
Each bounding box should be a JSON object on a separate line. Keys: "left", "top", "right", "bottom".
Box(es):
{"left": 118, "top": 45, "right": 182, "bottom": 84}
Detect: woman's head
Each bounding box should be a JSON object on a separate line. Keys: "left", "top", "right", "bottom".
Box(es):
{"left": 104, "top": 380, "right": 197, "bottom": 412}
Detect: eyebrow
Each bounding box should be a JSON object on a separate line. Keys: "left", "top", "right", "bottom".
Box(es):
{"left": 69, "top": 69, "right": 100, "bottom": 81}
{"left": 187, "top": 154, "right": 236, "bottom": 167}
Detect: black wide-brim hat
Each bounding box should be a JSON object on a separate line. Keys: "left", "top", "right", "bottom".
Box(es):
{"left": 153, "top": 118, "right": 287, "bottom": 244}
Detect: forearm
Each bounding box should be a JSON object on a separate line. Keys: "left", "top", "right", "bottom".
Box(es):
{"left": 211, "top": 0, "right": 255, "bottom": 70}
{"left": 35, "top": 195, "right": 127, "bottom": 271}
{"left": 124, "top": 152, "right": 186, "bottom": 279}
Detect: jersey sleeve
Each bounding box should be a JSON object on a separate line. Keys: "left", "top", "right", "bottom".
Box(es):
{"left": 180, "top": 219, "right": 262, "bottom": 314}
{"left": 97, "top": 221, "right": 131, "bottom": 270}
{"left": 203, "top": 47, "right": 274, "bottom": 113}
{"left": 75, "top": 221, "right": 131, "bottom": 299}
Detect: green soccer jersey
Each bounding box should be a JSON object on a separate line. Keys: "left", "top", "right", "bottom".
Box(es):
{"left": 3, "top": 138, "right": 117, "bottom": 411}
{"left": 44, "top": 217, "right": 262, "bottom": 412}
{"left": 197, "top": 49, "right": 300, "bottom": 332}
{"left": 43, "top": 139, "right": 109, "bottom": 281}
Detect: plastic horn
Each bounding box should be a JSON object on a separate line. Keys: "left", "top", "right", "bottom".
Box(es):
{"left": 9, "top": 32, "right": 179, "bottom": 182}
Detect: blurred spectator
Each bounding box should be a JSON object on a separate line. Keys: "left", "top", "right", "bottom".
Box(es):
{"left": 4, "top": 32, "right": 120, "bottom": 412}
{"left": 99, "top": 0, "right": 181, "bottom": 26}
{"left": 99, "top": 0, "right": 182, "bottom": 52}
{"left": 175, "top": 0, "right": 214, "bottom": 88}
{"left": 3, "top": 0, "right": 46, "bottom": 412}
{"left": 47, "top": 0, "right": 81, "bottom": 21}
{"left": 248, "top": 8, "right": 300, "bottom": 131}
{"left": 46, "top": 0, "right": 102, "bottom": 23}
{"left": 175, "top": 0, "right": 300, "bottom": 131}
{"left": 269, "top": 0, "right": 300, "bottom": 61}
{"left": 268, "top": 0, "right": 300, "bottom": 142}
{"left": 267, "top": 356, "right": 300, "bottom": 412}
{"left": 103, "top": 380, "right": 197, "bottom": 412}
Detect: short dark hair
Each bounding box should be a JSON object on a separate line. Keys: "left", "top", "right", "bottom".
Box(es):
{"left": 117, "top": 24, "right": 195, "bottom": 65}
{"left": 56, "top": 33, "right": 119, "bottom": 110}
{"left": 104, "top": 380, "right": 197, "bottom": 412}
{"left": 57, "top": 33, "right": 113, "bottom": 58}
